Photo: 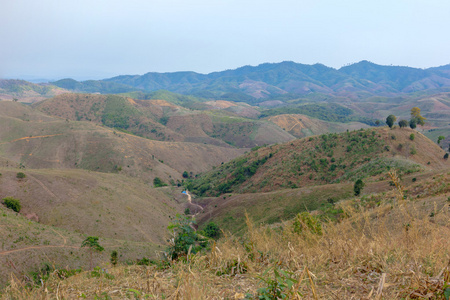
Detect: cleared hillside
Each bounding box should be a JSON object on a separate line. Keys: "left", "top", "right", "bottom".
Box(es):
{"left": 187, "top": 127, "right": 449, "bottom": 196}
{"left": 267, "top": 113, "right": 370, "bottom": 138}
{"left": 34, "top": 93, "right": 296, "bottom": 148}
{"left": 0, "top": 101, "right": 244, "bottom": 184}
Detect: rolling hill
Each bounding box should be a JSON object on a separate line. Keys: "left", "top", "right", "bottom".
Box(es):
{"left": 0, "top": 101, "right": 245, "bottom": 184}
{"left": 186, "top": 127, "right": 449, "bottom": 196}
{"left": 34, "top": 93, "right": 296, "bottom": 148}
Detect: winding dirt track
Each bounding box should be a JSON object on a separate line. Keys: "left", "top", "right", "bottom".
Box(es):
{"left": 0, "top": 134, "right": 63, "bottom": 145}
{"left": 0, "top": 228, "right": 78, "bottom": 256}
{"left": 185, "top": 190, "right": 203, "bottom": 214}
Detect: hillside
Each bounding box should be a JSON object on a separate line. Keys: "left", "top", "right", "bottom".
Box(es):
{"left": 0, "top": 101, "right": 245, "bottom": 184}
{"left": 3, "top": 169, "right": 450, "bottom": 298}
{"left": 186, "top": 127, "right": 449, "bottom": 196}
{"left": 0, "top": 79, "right": 67, "bottom": 103}
{"left": 266, "top": 114, "right": 370, "bottom": 138}
{"left": 34, "top": 94, "right": 296, "bottom": 148}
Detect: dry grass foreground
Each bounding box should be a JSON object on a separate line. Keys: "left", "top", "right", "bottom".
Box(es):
{"left": 2, "top": 171, "right": 450, "bottom": 299}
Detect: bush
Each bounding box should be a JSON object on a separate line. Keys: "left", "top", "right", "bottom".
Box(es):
{"left": 445, "top": 153, "right": 449, "bottom": 160}
{"left": 153, "top": 177, "right": 168, "bottom": 187}
{"left": 2, "top": 197, "right": 21, "bottom": 212}
{"left": 409, "top": 133, "right": 415, "bottom": 141}
{"left": 167, "top": 214, "right": 206, "bottom": 260}
{"left": 203, "top": 222, "right": 221, "bottom": 239}
{"left": 182, "top": 171, "right": 189, "bottom": 178}
{"left": 354, "top": 179, "right": 365, "bottom": 196}
{"left": 16, "top": 172, "right": 26, "bottom": 179}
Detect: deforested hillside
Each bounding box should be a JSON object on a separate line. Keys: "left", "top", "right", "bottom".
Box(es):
{"left": 3, "top": 170, "right": 450, "bottom": 299}
{"left": 266, "top": 113, "right": 370, "bottom": 138}
{"left": 34, "top": 93, "right": 296, "bottom": 148}
{"left": 0, "top": 168, "right": 180, "bottom": 244}
{"left": 0, "top": 101, "right": 245, "bottom": 184}
{"left": 187, "top": 127, "right": 449, "bottom": 196}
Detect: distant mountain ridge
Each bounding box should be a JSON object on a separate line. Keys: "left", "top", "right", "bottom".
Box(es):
{"left": 51, "top": 61, "right": 450, "bottom": 101}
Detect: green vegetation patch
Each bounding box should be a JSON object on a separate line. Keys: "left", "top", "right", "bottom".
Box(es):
{"left": 101, "top": 95, "right": 142, "bottom": 129}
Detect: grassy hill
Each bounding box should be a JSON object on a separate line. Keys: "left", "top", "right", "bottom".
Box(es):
{"left": 266, "top": 113, "right": 370, "bottom": 138}
{"left": 186, "top": 127, "right": 449, "bottom": 196}
{"left": 34, "top": 93, "right": 296, "bottom": 148}
{"left": 0, "top": 101, "right": 245, "bottom": 184}
{"left": 2, "top": 169, "right": 449, "bottom": 298}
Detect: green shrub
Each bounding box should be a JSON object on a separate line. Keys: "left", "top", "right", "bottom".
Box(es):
{"left": 16, "top": 172, "right": 26, "bottom": 179}
{"left": 202, "top": 222, "right": 221, "bottom": 239}
{"left": 2, "top": 197, "right": 21, "bottom": 212}
{"left": 167, "top": 214, "right": 206, "bottom": 260}
{"left": 409, "top": 133, "right": 415, "bottom": 141}
{"left": 354, "top": 179, "right": 365, "bottom": 196}
{"left": 153, "top": 177, "right": 168, "bottom": 187}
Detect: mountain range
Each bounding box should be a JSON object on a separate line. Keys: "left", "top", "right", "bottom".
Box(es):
{"left": 51, "top": 61, "right": 450, "bottom": 101}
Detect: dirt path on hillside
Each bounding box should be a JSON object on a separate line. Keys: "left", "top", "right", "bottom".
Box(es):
{"left": 185, "top": 190, "right": 203, "bottom": 215}
{"left": 0, "top": 245, "right": 79, "bottom": 256}
{"left": 0, "top": 134, "right": 63, "bottom": 145}
{"left": 0, "top": 229, "right": 77, "bottom": 256}
{"left": 28, "top": 174, "right": 59, "bottom": 200}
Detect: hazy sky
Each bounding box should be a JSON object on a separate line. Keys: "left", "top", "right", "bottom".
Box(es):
{"left": 1, "top": 0, "right": 449, "bottom": 80}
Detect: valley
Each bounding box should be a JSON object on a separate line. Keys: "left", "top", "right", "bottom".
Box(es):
{"left": 0, "top": 62, "right": 449, "bottom": 298}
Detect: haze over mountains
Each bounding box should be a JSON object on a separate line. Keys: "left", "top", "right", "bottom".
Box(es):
{"left": 51, "top": 61, "right": 450, "bottom": 101}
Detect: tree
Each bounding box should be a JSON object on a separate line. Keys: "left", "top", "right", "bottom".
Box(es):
{"left": 110, "top": 250, "right": 118, "bottom": 267}
{"left": 410, "top": 107, "right": 426, "bottom": 127}
{"left": 409, "top": 119, "right": 417, "bottom": 129}
{"left": 182, "top": 171, "right": 189, "bottom": 178}
{"left": 81, "top": 236, "right": 104, "bottom": 270}
{"left": 444, "top": 153, "right": 449, "bottom": 160}
{"left": 438, "top": 136, "right": 445, "bottom": 144}
{"left": 2, "top": 197, "right": 21, "bottom": 212}
{"left": 398, "top": 120, "right": 408, "bottom": 128}
{"left": 386, "top": 115, "right": 396, "bottom": 129}
{"left": 354, "top": 179, "right": 365, "bottom": 196}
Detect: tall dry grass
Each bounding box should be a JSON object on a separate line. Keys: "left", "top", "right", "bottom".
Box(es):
{"left": 2, "top": 173, "right": 450, "bottom": 299}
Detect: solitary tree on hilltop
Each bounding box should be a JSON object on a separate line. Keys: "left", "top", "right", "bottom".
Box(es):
{"left": 81, "top": 236, "right": 104, "bottom": 270}
{"left": 410, "top": 107, "right": 426, "bottom": 128}
{"left": 386, "top": 115, "right": 396, "bottom": 129}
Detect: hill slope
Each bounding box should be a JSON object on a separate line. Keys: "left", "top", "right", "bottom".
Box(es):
{"left": 187, "top": 127, "right": 449, "bottom": 196}
{"left": 0, "top": 101, "right": 245, "bottom": 183}
{"left": 34, "top": 94, "right": 296, "bottom": 148}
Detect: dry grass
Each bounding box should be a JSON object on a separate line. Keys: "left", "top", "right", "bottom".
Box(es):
{"left": 2, "top": 172, "right": 450, "bottom": 299}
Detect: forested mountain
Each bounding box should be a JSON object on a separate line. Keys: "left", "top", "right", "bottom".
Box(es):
{"left": 51, "top": 61, "right": 450, "bottom": 102}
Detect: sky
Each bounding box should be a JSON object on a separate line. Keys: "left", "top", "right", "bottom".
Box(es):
{"left": 1, "top": 0, "right": 449, "bottom": 81}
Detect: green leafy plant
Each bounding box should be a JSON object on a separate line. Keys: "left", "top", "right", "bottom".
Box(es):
{"left": 167, "top": 214, "right": 206, "bottom": 260}
{"left": 255, "top": 267, "right": 302, "bottom": 299}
